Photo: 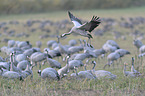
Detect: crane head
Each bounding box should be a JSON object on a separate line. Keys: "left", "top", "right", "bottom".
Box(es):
{"left": 92, "top": 61, "right": 96, "bottom": 64}
{"left": 37, "top": 70, "right": 41, "bottom": 76}
{"left": 131, "top": 57, "right": 135, "bottom": 66}
{"left": 66, "top": 55, "right": 70, "bottom": 59}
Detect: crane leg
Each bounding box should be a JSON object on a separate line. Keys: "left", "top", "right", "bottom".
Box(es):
{"left": 35, "top": 62, "right": 37, "bottom": 67}
{"left": 63, "top": 54, "right": 67, "bottom": 62}
{"left": 87, "top": 38, "right": 94, "bottom": 48}
{"left": 30, "top": 73, "right": 33, "bottom": 81}
{"left": 39, "top": 62, "right": 41, "bottom": 70}
{"left": 42, "top": 60, "right": 47, "bottom": 65}
{"left": 112, "top": 62, "right": 114, "bottom": 69}
{"left": 87, "top": 38, "right": 91, "bottom": 46}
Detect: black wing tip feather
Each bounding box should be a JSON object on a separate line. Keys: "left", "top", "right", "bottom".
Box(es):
{"left": 68, "top": 11, "right": 73, "bottom": 19}
{"left": 68, "top": 11, "right": 71, "bottom": 15}
{"left": 67, "top": 11, "right": 82, "bottom": 25}
{"left": 68, "top": 11, "right": 76, "bottom": 22}
{"left": 92, "top": 16, "right": 101, "bottom": 23}
{"left": 68, "top": 11, "right": 71, "bottom": 16}
{"left": 87, "top": 16, "right": 101, "bottom": 32}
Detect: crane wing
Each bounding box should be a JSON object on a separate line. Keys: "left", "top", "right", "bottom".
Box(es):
{"left": 79, "top": 16, "right": 101, "bottom": 32}
{"left": 68, "top": 11, "right": 82, "bottom": 26}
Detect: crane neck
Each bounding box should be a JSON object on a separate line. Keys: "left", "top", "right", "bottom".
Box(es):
{"left": 45, "top": 50, "right": 52, "bottom": 58}
{"left": 131, "top": 57, "right": 134, "bottom": 66}
{"left": 66, "top": 56, "right": 70, "bottom": 72}
{"left": 74, "top": 67, "right": 78, "bottom": 76}
{"left": 38, "top": 70, "right": 41, "bottom": 76}
{"left": 57, "top": 36, "right": 60, "bottom": 43}
{"left": 84, "top": 58, "right": 91, "bottom": 71}
{"left": 83, "top": 40, "right": 87, "bottom": 47}
{"left": 92, "top": 62, "right": 96, "bottom": 70}
{"left": 45, "top": 50, "right": 48, "bottom": 55}
{"left": 12, "top": 52, "right": 16, "bottom": 65}
{"left": 10, "top": 53, "right": 20, "bottom": 72}
{"left": 25, "top": 63, "right": 30, "bottom": 72}
{"left": 79, "top": 39, "right": 83, "bottom": 47}
{"left": 10, "top": 53, "right": 13, "bottom": 71}
{"left": 124, "top": 64, "right": 126, "bottom": 73}
{"left": 84, "top": 64, "right": 87, "bottom": 71}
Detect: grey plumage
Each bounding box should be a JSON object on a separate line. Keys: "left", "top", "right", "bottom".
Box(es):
{"left": 36, "top": 41, "right": 42, "bottom": 48}
{"left": 115, "top": 49, "right": 130, "bottom": 57}
{"left": 91, "top": 61, "right": 117, "bottom": 80}
{"left": 139, "top": 45, "right": 145, "bottom": 53}
{"left": 68, "top": 39, "right": 77, "bottom": 46}
{"left": 106, "top": 40, "right": 120, "bottom": 49}
{"left": 57, "top": 56, "right": 70, "bottom": 77}
{"left": 71, "top": 66, "right": 96, "bottom": 80}
{"left": 23, "top": 48, "right": 38, "bottom": 57}
{"left": 30, "top": 52, "right": 52, "bottom": 69}
{"left": 47, "top": 58, "right": 61, "bottom": 69}
{"left": 104, "top": 52, "right": 121, "bottom": 69}
{"left": 102, "top": 43, "right": 117, "bottom": 53}
{"left": 15, "top": 54, "right": 27, "bottom": 62}
{"left": 0, "top": 62, "right": 10, "bottom": 70}
{"left": 130, "top": 57, "right": 141, "bottom": 76}
{"left": 74, "top": 53, "right": 90, "bottom": 61}
{"left": 17, "top": 41, "right": 31, "bottom": 48}
{"left": 93, "top": 48, "right": 105, "bottom": 56}
{"left": 133, "top": 40, "right": 145, "bottom": 53}
{"left": 68, "top": 46, "right": 83, "bottom": 54}
{"left": 68, "top": 60, "right": 84, "bottom": 70}
{"left": 47, "top": 40, "right": 57, "bottom": 48}
{"left": 133, "top": 39, "right": 143, "bottom": 49}
{"left": 38, "top": 67, "right": 60, "bottom": 80}
{"left": 8, "top": 40, "right": 15, "bottom": 48}
{"left": 17, "top": 60, "right": 29, "bottom": 70}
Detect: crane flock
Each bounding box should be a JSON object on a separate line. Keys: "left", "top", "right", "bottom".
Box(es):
{"left": 0, "top": 11, "right": 144, "bottom": 82}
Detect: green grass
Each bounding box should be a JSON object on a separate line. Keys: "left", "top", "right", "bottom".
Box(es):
{"left": 0, "top": 7, "right": 145, "bottom": 95}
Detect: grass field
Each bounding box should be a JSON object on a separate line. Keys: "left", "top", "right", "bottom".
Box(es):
{"left": 0, "top": 6, "right": 145, "bottom": 96}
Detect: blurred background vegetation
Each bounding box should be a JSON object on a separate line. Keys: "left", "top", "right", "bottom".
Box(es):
{"left": 0, "top": 0, "right": 145, "bottom": 14}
